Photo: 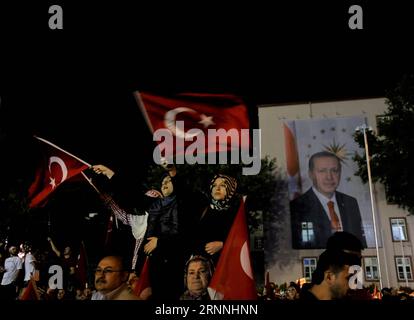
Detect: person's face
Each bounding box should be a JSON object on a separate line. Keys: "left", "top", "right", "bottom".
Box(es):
{"left": 94, "top": 257, "right": 128, "bottom": 294}
{"left": 309, "top": 156, "right": 341, "bottom": 198}
{"left": 329, "top": 265, "right": 351, "bottom": 300}
{"left": 286, "top": 286, "right": 297, "bottom": 300}
{"left": 211, "top": 178, "right": 227, "bottom": 201}
{"left": 187, "top": 261, "right": 210, "bottom": 295}
{"left": 64, "top": 246, "right": 71, "bottom": 255}
{"left": 161, "top": 176, "right": 174, "bottom": 197}
{"left": 57, "top": 289, "right": 65, "bottom": 300}
{"left": 9, "top": 246, "right": 18, "bottom": 256}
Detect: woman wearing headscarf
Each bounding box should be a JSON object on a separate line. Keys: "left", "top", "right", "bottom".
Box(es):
{"left": 192, "top": 174, "right": 241, "bottom": 264}
{"left": 144, "top": 165, "right": 207, "bottom": 300}
{"left": 180, "top": 255, "right": 214, "bottom": 300}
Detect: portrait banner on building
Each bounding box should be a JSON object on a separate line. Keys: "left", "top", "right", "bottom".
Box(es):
{"left": 285, "top": 116, "right": 379, "bottom": 249}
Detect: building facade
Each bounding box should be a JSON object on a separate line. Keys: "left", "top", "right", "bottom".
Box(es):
{"left": 259, "top": 97, "right": 413, "bottom": 290}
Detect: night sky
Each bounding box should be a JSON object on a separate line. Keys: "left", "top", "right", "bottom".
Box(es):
{"left": 0, "top": 2, "right": 413, "bottom": 261}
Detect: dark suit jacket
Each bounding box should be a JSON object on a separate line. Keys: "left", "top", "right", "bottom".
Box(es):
{"left": 290, "top": 188, "right": 367, "bottom": 249}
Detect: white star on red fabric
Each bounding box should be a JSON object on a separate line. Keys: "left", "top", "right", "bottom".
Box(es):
{"left": 49, "top": 177, "right": 56, "bottom": 189}
{"left": 198, "top": 114, "right": 215, "bottom": 128}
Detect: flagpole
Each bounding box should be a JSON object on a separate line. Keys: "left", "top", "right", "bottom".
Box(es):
{"left": 33, "top": 136, "right": 92, "bottom": 167}
{"left": 358, "top": 124, "right": 383, "bottom": 290}
{"left": 380, "top": 228, "right": 390, "bottom": 288}
{"left": 81, "top": 172, "right": 119, "bottom": 229}
{"left": 399, "top": 226, "right": 409, "bottom": 288}
{"left": 81, "top": 172, "right": 101, "bottom": 194}
{"left": 81, "top": 171, "right": 118, "bottom": 247}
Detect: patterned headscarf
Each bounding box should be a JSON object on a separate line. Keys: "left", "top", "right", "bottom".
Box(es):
{"left": 209, "top": 174, "right": 238, "bottom": 211}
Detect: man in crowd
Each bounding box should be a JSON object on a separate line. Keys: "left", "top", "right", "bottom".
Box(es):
{"left": 0, "top": 246, "right": 23, "bottom": 300}
{"left": 91, "top": 255, "right": 139, "bottom": 300}
{"left": 300, "top": 232, "right": 363, "bottom": 300}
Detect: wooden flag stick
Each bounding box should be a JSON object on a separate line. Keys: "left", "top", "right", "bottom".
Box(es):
{"left": 81, "top": 172, "right": 119, "bottom": 229}
{"left": 81, "top": 171, "right": 101, "bottom": 194}
{"left": 33, "top": 135, "right": 92, "bottom": 167}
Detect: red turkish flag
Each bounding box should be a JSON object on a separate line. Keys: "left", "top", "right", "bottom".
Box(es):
{"left": 208, "top": 199, "right": 257, "bottom": 300}
{"left": 19, "top": 278, "right": 40, "bottom": 300}
{"left": 284, "top": 122, "right": 302, "bottom": 200}
{"left": 75, "top": 241, "right": 88, "bottom": 289}
{"left": 135, "top": 92, "right": 250, "bottom": 155}
{"left": 28, "top": 136, "right": 90, "bottom": 208}
{"left": 132, "top": 257, "right": 151, "bottom": 298}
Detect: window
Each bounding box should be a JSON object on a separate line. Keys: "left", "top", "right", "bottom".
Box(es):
{"left": 395, "top": 257, "right": 413, "bottom": 281}
{"left": 303, "top": 258, "right": 317, "bottom": 281}
{"left": 390, "top": 218, "right": 408, "bottom": 242}
{"left": 301, "top": 222, "right": 315, "bottom": 243}
{"left": 364, "top": 257, "right": 379, "bottom": 281}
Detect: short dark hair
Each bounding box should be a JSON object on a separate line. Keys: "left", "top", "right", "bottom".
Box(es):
{"left": 311, "top": 249, "right": 360, "bottom": 285}
{"left": 98, "top": 255, "right": 130, "bottom": 272}
{"left": 327, "top": 231, "right": 364, "bottom": 254}
{"left": 308, "top": 151, "right": 341, "bottom": 171}
{"left": 288, "top": 281, "right": 300, "bottom": 293}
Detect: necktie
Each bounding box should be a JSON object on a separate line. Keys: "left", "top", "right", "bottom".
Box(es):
{"left": 327, "top": 201, "right": 341, "bottom": 231}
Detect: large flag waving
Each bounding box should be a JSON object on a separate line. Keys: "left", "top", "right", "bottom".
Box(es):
{"left": 135, "top": 92, "right": 250, "bottom": 155}
{"left": 28, "top": 136, "right": 90, "bottom": 208}
{"left": 208, "top": 198, "right": 257, "bottom": 300}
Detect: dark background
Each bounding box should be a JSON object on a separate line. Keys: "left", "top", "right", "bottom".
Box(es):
{"left": 0, "top": 1, "right": 413, "bottom": 271}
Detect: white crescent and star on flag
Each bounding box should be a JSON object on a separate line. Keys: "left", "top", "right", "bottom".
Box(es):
{"left": 48, "top": 156, "right": 68, "bottom": 189}
{"left": 240, "top": 241, "right": 254, "bottom": 280}
{"left": 164, "top": 107, "right": 215, "bottom": 139}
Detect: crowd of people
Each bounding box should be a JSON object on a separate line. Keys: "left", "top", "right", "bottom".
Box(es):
{"left": 2, "top": 230, "right": 414, "bottom": 301}
{"left": 261, "top": 281, "right": 414, "bottom": 301}
{"left": 261, "top": 232, "right": 414, "bottom": 301}
{"left": 0, "top": 239, "right": 92, "bottom": 300}
{"left": 0, "top": 238, "right": 219, "bottom": 301}
{"left": 91, "top": 162, "right": 241, "bottom": 300}
{"left": 0, "top": 162, "right": 242, "bottom": 301}
{"left": 2, "top": 158, "right": 414, "bottom": 301}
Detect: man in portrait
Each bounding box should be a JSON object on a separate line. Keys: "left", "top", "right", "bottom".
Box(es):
{"left": 290, "top": 151, "right": 367, "bottom": 249}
